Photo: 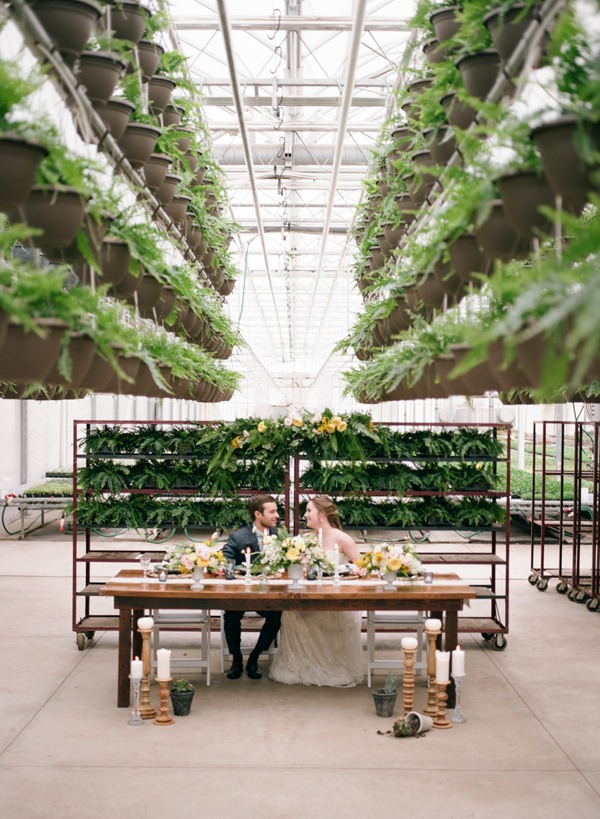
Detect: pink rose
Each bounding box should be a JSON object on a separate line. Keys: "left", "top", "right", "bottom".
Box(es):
{"left": 284, "top": 417, "right": 293, "bottom": 426}
{"left": 243, "top": 430, "right": 249, "bottom": 438}
{"left": 312, "top": 413, "right": 322, "bottom": 423}
{"left": 181, "top": 554, "right": 194, "bottom": 570}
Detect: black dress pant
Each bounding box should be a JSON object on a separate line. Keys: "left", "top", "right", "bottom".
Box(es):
{"left": 223, "top": 610, "right": 282, "bottom": 656}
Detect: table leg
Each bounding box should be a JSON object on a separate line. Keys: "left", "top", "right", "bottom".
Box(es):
{"left": 445, "top": 611, "right": 458, "bottom": 709}
{"left": 118, "top": 608, "right": 132, "bottom": 708}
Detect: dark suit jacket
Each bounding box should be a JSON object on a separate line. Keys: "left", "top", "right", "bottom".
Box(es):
{"left": 222, "top": 524, "right": 278, "bottom": 565}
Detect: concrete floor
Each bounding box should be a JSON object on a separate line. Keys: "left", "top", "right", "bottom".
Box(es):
{"left": 2, "top": 521, "right": 600, "bottom": 819}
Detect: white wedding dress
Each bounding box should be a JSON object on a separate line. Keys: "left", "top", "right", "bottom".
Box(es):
{"left": 269, "top": 550, "right": 364, "bottom": 687}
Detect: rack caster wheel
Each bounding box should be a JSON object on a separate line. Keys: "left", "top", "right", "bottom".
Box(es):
{"left": 536, "top": 578, "right": 549, "bottom": 592}
{"left": 567, "top": 588, "right": 578, "bottom": 600}
{"left": 556, "top": 582, "right": 568, "bottom": 594}
{"left": 586, "top": 597, "right": 600, "bottom": 612}
{"left": 528, "top": 573, "right": 538, "bottom": 585}
{"left": 85, "top": 631, "right": 95, "bottom": 640}
{"left": 491, "top": 634, "right": 507, "bottom": 651}
{"left": 481, "top": 633, "right": 494, "bottom": 641}
{"left": 574, "top": 591, "right": 588, "bottom": 604}
{"left": 76, "top": 633, "right": 86, "bottom": 651}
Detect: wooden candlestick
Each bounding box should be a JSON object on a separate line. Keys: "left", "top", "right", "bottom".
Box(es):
{"left": 153, "top": 678, "right": 174, "bottom": 725}
{"left": 137, "top": 625, "right": 156, "bottom": 720}
{"left": 423, "top": 626, "right": 441, "bottom": 717}
{"left": 433, "top": 680, "right": 453, "bottom": 729}
{"left": 401, "top": 645, "right": 417, "bottom": 716}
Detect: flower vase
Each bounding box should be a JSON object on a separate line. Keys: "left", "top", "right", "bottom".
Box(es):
{"left": 287, "top": 563, "right": 304, "bottom": 590}
{"left": 190, "top": 566, "right": 205, "bottom": 590}
{"left": 383, "top": 571, "right": 397, "bottom": 592}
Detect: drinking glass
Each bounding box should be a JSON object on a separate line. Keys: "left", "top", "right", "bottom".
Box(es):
{"left": 140, "top": 554, "right": 151, "bottom": 579}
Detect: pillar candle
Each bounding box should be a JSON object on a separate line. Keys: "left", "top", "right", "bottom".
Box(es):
{"left": 245, "top": 547, "right": 251, "bottom": 570}
{"left": 137, "top": 616, "right": 154, "bottom": 630}
{"left": 401, "top": 637, "right": 419, "bottom": 651}
{"left": 435, "top": 650, "right": 450, "bottom": 683}
{"left": 130, "top": 656, "right": 143, "bottom": 680}
{"left": 425, "top": 618, "right": 442, "bottom": 633}
{"left": 318, "top": 528, "right": 323, "bottom": 547}
{"left": 156, "top": 648, "right": 171, "bottom": 680}
{"left": 452, "top": 645, "right": 465, "bottom": 676}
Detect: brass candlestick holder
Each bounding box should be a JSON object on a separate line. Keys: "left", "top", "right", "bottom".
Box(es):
{"left": 401, "top": 645, "right": 417, "bottom": 716}
{"left": 433, "top": 680, "right": 453, "bottom": 729}
{"left": 137, "top": 625, "right": 156, "bottom": 720}
{"left": 153, "top": 678, "right": 174, "bottom": 725}
{"left": 423, "top": 626, "right": 441, "bottom": 717}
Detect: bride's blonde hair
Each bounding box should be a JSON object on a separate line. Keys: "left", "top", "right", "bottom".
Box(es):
{"left": 311, "top": 495, "right": 342, "bottom": 530}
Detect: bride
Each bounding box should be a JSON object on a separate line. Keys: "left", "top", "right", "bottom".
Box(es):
{"left": 269, "top": 496, "right": 364, "bottom": 687}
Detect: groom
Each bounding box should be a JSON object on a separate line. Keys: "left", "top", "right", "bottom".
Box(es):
{"left": 222, "top": 494, "right": 281, "bottom": 680}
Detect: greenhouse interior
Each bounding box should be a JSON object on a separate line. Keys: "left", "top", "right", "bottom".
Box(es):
{"left": 2, "top": 0, "right": 600, "bottom": 816}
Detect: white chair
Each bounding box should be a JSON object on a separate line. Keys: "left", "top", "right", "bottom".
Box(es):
{"left": 151, "top": 609, "right": 212, "bottom": 685}
{"left": 366, "top": 610, "right": 426, "bottom": 687}
{"left": 219, "top": 611, "right": 278, "bottom": 672}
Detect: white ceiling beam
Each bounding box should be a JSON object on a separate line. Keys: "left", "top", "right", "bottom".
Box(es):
{"left": 215, "top": 0, "right": 285, "bottom": 353}
{"left": 209, "top": 122, "right": 380, "bottom": 132}
{"left": 202, "top": 95, "right": 385, "bottom": 107}
{"left": 174, "top": 16, "right": 409, "bottom": 31}
{"left": 199, "top": 78, "right": 389, "bottom": 87}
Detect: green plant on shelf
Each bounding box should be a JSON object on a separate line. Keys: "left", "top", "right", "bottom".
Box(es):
{"left": 78, "top": 461, "right": 131, "bottom": 495}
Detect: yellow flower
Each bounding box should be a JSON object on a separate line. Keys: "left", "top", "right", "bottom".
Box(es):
{"left": 374, "top": 552, "right": 385, "bottom": 565}
{"left": 292, "top": 417, "right": 302, "bottom": 427}
{"left": 337, "top": 421, "right": 347, "bottom": 432}
{"left": 217, "top": 550, "right": 223, "bottom": 561}
{"left": 325, "top": 423, "right": 336, "bottom": 434}
{"left": 231, "top": 436, "right": 241, "bottom": 449}
{"left": 354, "top": 556, "right": 365, "bottom": 568}
{"left": 476, "top": 462, "right": 483, "bottom": 469}
{"left": 286, "top": 547, "right": 300, "bottom": 561}
{"left": 257, "top": 421, "right": 266, "bottom": 432}
{"left": 388, "top": 558, "right": 402, "bottom": 572}
{"left": 369, "top": 421, "right": 375, "bottom": 431}
{"left": 331, "top": 416, "right": 342, "bottom": 428}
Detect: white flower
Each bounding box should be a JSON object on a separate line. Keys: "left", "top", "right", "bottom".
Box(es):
{"left": 284, "top": 417, "right": 293, "bottom": 426}
{"left": 312, "top": 413, "right": 322, "bottom": 423}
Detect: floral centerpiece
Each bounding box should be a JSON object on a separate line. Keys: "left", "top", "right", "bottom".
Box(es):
{"left": 355, "top": 542, "right": 422, "bottom": 580}
{"left": 253, "top": 526, "right": 333, "bottom": 575}
{"left": 162, "top": 536, "right": 227, "bottom": 575}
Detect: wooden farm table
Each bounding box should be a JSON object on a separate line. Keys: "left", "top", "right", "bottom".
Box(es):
{"left": 99, "top": 570, "right": 475, "bottom": 707}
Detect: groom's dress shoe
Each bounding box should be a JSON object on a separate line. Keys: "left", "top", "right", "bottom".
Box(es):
{"left": 227, "top": 658, "right": 244, "bottom": 679}
{"left": 246, "top": 658, "right": 262, "bottom": 679}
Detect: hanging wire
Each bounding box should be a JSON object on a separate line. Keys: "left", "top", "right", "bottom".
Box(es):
{"left": 267, "top": 7, "right": 282, "bottom": 40}
{"left": 237, "top": 243, "right": 250, "bottom": 327}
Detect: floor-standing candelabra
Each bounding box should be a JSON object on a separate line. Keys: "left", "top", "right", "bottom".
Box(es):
{"left": 423, "top": 623, "right": 441, "bottom": 718}
{"left": 450, "top": 673, "right": 466, "bottom": 724}
{"left": 137, "top": 623, "right": 156, "bottom": 720}
{"left": 401, "top": 639, "right": 418, "bottom": 716}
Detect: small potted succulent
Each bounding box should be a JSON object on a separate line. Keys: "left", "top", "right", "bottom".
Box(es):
{"left": 392, "top": 711, "right": 433, "bottom": 737}
{"left": 170, "top": 679, "right": 195, "bottom": 716}
{"left": 372, "top": 671, "right": 399, "bottom": 717}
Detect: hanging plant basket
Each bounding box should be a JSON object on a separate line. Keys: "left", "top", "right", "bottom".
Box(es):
{"left": 530, "top": 115, "right": 600, "bottom": 216}
{"left": 441, "top": 91, "right": 477, "bottom": 131}
{"left": 433, "top": 259, "right": 463, "bottom": 300}
{"left": 100, "top": 354, "right": 141, "bottom": 395}
{"left": 101, "top": 1, "right": 149, "bottom": 46}
{"left": 423, "top": 38, "right": 448, "bottom": 65}
{"left": 450, "top": 344, "right": 502, "bottom": 395}
{"left": 496, "top": 170, "right": 556, "bottom": 238}
{"left": 164, "top": 194, "right": 192, "bottom": 226}
{"left": 147, "top": 76, "right": 177, "bottom": 115}
{"left": 0, "top": 310, "right": 10, "bottom": 351}
{"left": 474, "top": 200, "right": 531, "bottom": 262}
{"left": 416, "top": 272, "right": 445, "bottom": 309}
{"left": 483, "top": 2, "right": 542, "bottom": 65}
{"left": 174, "top": 126, "right": 194, "bottom": 154}
{"left": 0, "top": 319, "right": 67, "bottom": 385}
{"left": 429, "top": 5, "right": 462, "bottom": 44}
{"left": 99, "top": 237, "right": 141, "bottom": 297}
{"left": 94, "top": 97, "right": 135, "bottom": 140}
{"left": 185, "top": 220, "right": 204, "bottom": 252}
{"left": 76, "top": 352, "right": 118, "bottom": 391}
{"left": 45, "top": 332, "right": 96, "bottom": 387}
{"left": 0, "top": 134, "right": 48, "bottom": 214}
{"left": 185, "top": 150, "right": 199, "bottom": 172}
{"left": 487, "top": 340, "right": 532, "bottom": 392}
{"left": 155, "top": 172, "right": 181, "bottom": 206}
{"left": 424, "top": 126, "right": 457, "bottom": 165}
{"left": 404, "top": 151, "right": 436, "bottom": 206}
{"left": 18, "top": 185, "right": 86, "bottom": 249}
{"left": 149, "top": 285, "right": 177, "bottom": 321}
{"left": 218, "top": 277, "right": 236, "bottom": 297}
{"left": 75, "top": 51, "right": 126, "bottom": 106}
{"left": 162, "top": 104, "right": 184, "bottom": 127}
{"left": 128, "top": 273, "right": 164, "bottom": 312}
{"left": 435, "top": 354, "right": 471, "bottom": 397}
{"left": 25, "top": 0, "right": 102, "bottom": 66}
{"left": 193, "top": 166, "right": 206, "bottom": 186}
{"left": 44, "top": 208, "right": 112, "bottom": 265}
{"left": 132, "top": 39, "right": 164, "bottom": 82}
{"left": 447, "top": 232, "right": 488, "bottom": 284}
{"left": 455, "top": 50, "right": 502, "bottom": 101}
{"left": 117, "top": 121, "right": 161, "bottom": 169}
{"left": 143, "top": 153, "right": 171, "bottom": 192}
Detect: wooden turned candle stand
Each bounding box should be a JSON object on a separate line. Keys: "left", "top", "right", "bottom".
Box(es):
{"left": 401, "top": 645, "right": 417, "bottom": 716}
{"left": 433, "top": 681, "right": 453, "bottom": 729}
{"left": 423, "top": 627, "right": 441, "bottom": 717}
{"left": 137, "top": 625, "right": 156, "bottom": 719}
{"left": 153, "top": 678, "right": 174, "bottom": 725}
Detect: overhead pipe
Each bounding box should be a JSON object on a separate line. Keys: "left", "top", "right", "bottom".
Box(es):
{"left": 303, "top": 0, "right": 368, "bottom": 345}
{"left": 216, "top": 0, "right": 286, "bottom": 352}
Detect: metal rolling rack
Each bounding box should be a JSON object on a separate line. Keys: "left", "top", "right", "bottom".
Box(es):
{"left": 529, "top": 420, "right": 599, "bottom": 611}
{"left": 72, "top": 419, "right": 292, "bottom": 649}
{"left": 293, "top": 422, "right": 511, "bottom": 650}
